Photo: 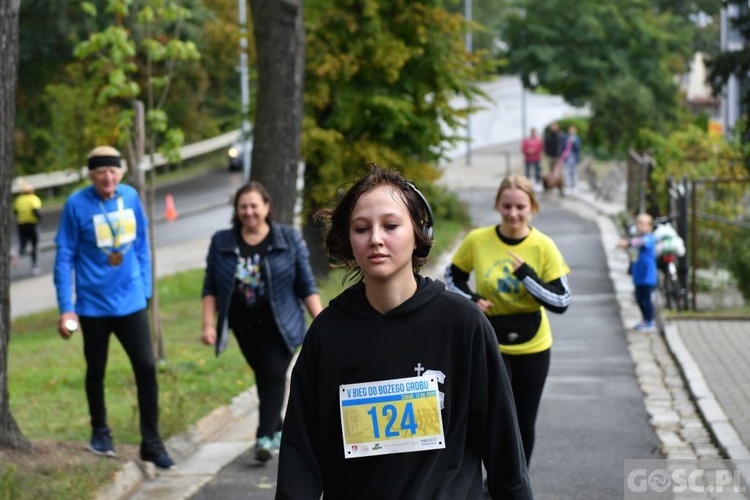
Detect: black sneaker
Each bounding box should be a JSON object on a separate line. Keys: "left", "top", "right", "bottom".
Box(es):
{"left": 89, "top": 426, "right": 116, "bottom": 457}
{"left": 141, "top": 445, "right": 176, "bottom": 470}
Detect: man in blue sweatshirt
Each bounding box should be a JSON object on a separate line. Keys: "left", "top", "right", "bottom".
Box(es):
{"left": 54, "top": 145, "right": 174, "bottom": 470}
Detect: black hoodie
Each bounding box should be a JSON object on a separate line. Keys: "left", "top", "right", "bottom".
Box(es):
{"left": 276, "top": 275, "right": 533, "bottom": 500}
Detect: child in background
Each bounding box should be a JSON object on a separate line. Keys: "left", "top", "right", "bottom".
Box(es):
{"left": 618, "top": 214, "right": 657, "bottom": 332}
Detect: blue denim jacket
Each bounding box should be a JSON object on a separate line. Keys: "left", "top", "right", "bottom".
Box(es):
{"left": 202, "top": 222, "right": 319, "bottom": 355}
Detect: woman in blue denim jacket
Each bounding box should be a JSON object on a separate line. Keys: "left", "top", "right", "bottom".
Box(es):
{"left": 201, "top": 181, "right": 322, "bottom": 463}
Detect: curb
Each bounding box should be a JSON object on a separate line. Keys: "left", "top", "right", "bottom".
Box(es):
{"left": 96, "top": 389, "right": 257, "bottom": 499}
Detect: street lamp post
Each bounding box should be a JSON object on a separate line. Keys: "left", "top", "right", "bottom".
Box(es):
{"left": 521, "top": 81, "right": 526, "bottom": 141}
{"left": 465, "top": 0, "right": 472, "bottom": 167}
{"left": 522, "top": 73, "right": 538, "bottom": 142}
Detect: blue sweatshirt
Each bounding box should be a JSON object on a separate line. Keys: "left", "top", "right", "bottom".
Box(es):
{"left": 54, "top": 184, "right": 152, "bottom": 317}
{"left": 630, "top": 233, "right": 657, "bottom": 286}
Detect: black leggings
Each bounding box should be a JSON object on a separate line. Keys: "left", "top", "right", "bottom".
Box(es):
{"left": 80, "top": 308, "right": 163, "bottom": 450}
{"left": 17, "top": 223, "right": 38, "bottom": 266}
{"left": 501, "top": 349, "right": 551, "bottom": 465}
{"left": 634, "top": 285, "right": 655, "bottom": 322}
{"left": 232, "top": 310, "right": 293, "bottom": 440}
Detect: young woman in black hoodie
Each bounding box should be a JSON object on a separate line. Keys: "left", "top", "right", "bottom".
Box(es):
{"left": 276, "top": 166, "right": 533, "bottom": 499}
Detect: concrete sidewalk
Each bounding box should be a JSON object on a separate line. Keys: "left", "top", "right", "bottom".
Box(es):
{"left": 11, "top": 141, "right": 750, "bottom": 498}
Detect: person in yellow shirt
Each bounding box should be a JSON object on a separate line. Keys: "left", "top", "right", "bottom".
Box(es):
{"left": 445, "top": 174, "right": 571, "bottom": 465}
{"left": 12, "top": 181, "right": 43, "bottom": 275}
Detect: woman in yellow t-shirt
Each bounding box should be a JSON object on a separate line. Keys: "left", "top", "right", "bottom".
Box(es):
{"left": 445, "top": 174, "right": 571, "bottom": 464}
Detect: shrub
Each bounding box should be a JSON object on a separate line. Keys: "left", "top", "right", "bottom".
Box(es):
{"left": 727, "top": 229, "right": 750, "bottom": 303}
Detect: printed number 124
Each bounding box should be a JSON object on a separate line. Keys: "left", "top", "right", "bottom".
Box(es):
{"left": 367, "top": 402, "right": 418, "bottom": 438}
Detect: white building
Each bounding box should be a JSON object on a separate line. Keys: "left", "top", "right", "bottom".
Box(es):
{"left": 720, "top": 1, "right": 749, "bottom": 137}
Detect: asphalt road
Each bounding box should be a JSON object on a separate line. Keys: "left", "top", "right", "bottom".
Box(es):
{"left": 189, "top": 190, "right": 662, "bottom": 499}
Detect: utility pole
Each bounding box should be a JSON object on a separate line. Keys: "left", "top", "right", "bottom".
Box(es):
{"left": 238, "top": 0, "right": 252, "bottom": 182}
{"left": 465, "top": 0, "right": 472, "bottom": 166}
{"left": 521, "top": 81, "right": 527, "bottom": 141}
{"left": 133, "top": 100, "right": 146, "bottom": 199}
{"left": 520, "top": 10, "right": 527, "bottom": 143}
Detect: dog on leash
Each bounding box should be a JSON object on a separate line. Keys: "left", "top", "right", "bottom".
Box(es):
{"left": 541, "top": 161, "right": 565, "bottom": 196}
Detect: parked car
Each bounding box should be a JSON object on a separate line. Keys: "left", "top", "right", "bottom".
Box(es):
{"left": 227, "top": 136, "right": 253, "bottom": 171}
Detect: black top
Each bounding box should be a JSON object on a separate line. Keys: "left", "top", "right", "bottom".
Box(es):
{"left": 276, "top": 275, "right": 533, "bottom": 499}
{"left": 543, "top": 128, "right": 563, "bottom": 156}
{"left": 228, "top": 230, "right": 271, "bottom": 329}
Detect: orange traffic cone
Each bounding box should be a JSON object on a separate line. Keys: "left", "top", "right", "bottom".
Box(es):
{"left": 164, "top": 194, "right": 178, "bottom": 222}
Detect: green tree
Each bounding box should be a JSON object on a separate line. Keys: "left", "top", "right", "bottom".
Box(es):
{"left": 502, "top": 0, "right": 692, "bottom": 151}
{"left": 301, "top": 0, "right": 491, "bottom": 274}
{"left": 589, "top": 74, "right": 658, "bottom": 152}
{"left": 200, "top": 0, "right": 255, "bottom": 131}
{"left": 14, "top": 0, "right": 97, "bottom": 174}
{"left": 636, "top": 125, "right": 746, "bottom": 269}
{"left": 444, "top": 0, "right": 510, "bottom": 61}
{"left": 15, "top": 0, "right": 221, "bottom": 175}
{"left": 41, "top": 63, "right": 122, "bottom": 171}
{"left": 653, "top": 0, "right": 721, "bottom": 54}
{"left": 74, "top": 0, "right": 201, "bottom": 172}
{"left": 727, "top": 228, "right": 750, "bottom": 303}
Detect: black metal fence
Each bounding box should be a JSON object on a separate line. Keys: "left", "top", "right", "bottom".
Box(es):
{"left": 688, "top": 176, "right": 750, "bottom": 310}
{"left": 626, "top": 151, "right": 750, "bottom": 311}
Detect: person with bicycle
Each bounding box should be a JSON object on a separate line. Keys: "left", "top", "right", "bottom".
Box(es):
{"left": 618, "top": 213, "right": 657, "bottom": 332}
{"left": 653, "top": 216, "right": 688, "bottom": 311}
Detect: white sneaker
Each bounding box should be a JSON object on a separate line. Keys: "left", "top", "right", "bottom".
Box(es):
{"left": 633, "top": 321, "right": 656, "bottom": 332}
{"left": 31, "top": 267, "right": 42, "bottom": 276}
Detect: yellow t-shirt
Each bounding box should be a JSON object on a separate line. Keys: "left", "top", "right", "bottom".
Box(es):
{"left": 12, "top": 194, "right": 42, "bottom": 224}
{"left": 451, "top": 226, "right": 570, "bottom": 355}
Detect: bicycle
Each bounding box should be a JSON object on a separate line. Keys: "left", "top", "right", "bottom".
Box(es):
{"left": 653, "top": 216, "right": 688, "bottom": 312}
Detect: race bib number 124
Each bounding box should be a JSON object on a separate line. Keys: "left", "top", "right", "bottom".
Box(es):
{"left": 339, "top": 375, "right": 446, "bottom": 459}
